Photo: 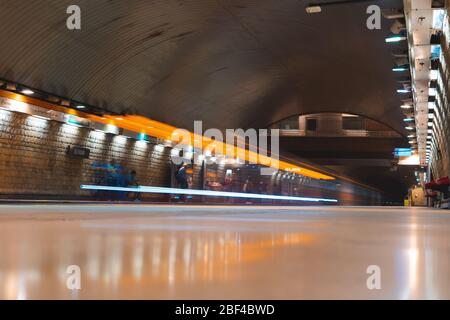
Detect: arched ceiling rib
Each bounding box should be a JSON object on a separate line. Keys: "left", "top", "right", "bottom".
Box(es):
{"left": 0, "top": 0, "right": 405, "bottom": 133}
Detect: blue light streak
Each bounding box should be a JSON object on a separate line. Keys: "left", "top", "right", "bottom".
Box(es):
{"left": 80, "top": 185, "right": 338, "bottom": 203}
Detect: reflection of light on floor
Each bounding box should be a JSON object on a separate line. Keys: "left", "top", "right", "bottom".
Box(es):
{"left": 106, "top": 236, "right": 123, "bottom": 288}
{"left": 4, "top": 270, "right": 40, "bottom": 300}
{"left": 151, "top": 237, "right": 162, "bottom": 277}
{"left": 132, "top": 236, "right": 144, "bottom": 280}
{"left": 168, "top": 238, "right": 177, "bottom": 287}
{"left": 424, "top": 249, "right": 436, "bottom": 299}
{"left": 111, "top": 231, "right": 316, "bottom": 288}
{"left": 87, "top": 235, "right": 101, "bottom": 280}
{"left": 402, "top": 217, "right": 419, "bottom": 300}
{"left": 3, "top": 205, "right": 450, "bottom": 299}
{"left": 183, "top": 239, "right": 192, "bottom": 280}
{"left": 407, "top": 248, "right": 418, "bottom": 291}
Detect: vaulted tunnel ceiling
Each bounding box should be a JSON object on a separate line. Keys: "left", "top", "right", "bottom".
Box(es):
{"left": 0, "top": 0, "right": 405, "bottom": 133}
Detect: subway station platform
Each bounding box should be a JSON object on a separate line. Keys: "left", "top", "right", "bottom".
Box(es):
{"left": 0, "top": 205, "right": 449, "bottom": 299}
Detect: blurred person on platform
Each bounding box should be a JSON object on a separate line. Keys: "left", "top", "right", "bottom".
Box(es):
{"left": 175, "top": 163, "right": 189, "bottom": 202}
{"left": 128, "top": 169, "right": 141, "bottom": 202}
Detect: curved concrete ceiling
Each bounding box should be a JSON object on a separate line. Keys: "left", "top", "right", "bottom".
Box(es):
{"left": 0, "top": 0, "right": 405, "bottom": 133}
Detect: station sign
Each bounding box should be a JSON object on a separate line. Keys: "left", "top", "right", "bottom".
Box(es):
{"left": 394, "top": 148, "right": 412, "bottom": 157}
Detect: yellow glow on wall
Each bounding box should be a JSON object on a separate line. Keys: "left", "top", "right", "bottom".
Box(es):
{"left": 0, "top": 90, "right": 335, "bottom": 180}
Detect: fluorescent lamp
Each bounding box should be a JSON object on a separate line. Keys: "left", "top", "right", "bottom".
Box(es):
{"left": 405, "top": 126, "right": 414, "bottom": 130}
{"left": 21, "top": 89, "right": 34, "bottom": 95}
{"left": 385, "top": 36, "right": 406, "bottom": 43}
{"left": 76, "top": 105, "right": 86, "bottom": 110}
{"left": 305, "top": 5, "right": 321, "bottom": 14}
{"left": 397, "top": 89, "right": 411, "bottom": 93}
{"left": 137, "top": 133, "right": 148, "bottom": 141}
{"left": 401, "top": 104, "right": 412, "bottom": 109}
{"left": 393, "top": 67, "right": 408, "bottom": 72}
{"left": 80, "top": 184, "right": 338, "bottom": 203}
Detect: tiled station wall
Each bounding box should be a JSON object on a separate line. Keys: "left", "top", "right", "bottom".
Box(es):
{"left": 0, "top": 109, "right": 172, "bottom": 197}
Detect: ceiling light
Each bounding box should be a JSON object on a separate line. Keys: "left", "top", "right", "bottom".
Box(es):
{"left": 385, "top": 35, "right": 406, "bottom": 43}
{"left": 137, "top": 133, "right": 148, "bottom": 141}
{"left": 393, "top": 67, "right": 409, "bottom": 72}
{"left": 403, "top": 118, "right": 414, "bottom": 122}
{"left": 115, "top": 117, "right": 124, "bottom": 121}
{"left": 405, "top": 126, "right": 414, "bottom": 130}
{"left": 397, "top": 89, "right": 411, "bottom": 93}
{"left": 305, "top": 5, "right": 321, "bottom": 13}
{"left": 401, "top": 104, "right": 412, "bottom": 109}
{"left": 76, "top": 105, "right": 86, "bottom": 110}
{"left": 21, "top": 89, "right": 34, "bottom": 95}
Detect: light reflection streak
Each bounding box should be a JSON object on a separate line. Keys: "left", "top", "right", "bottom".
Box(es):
{"left": 80, "top": 184, "right": 338, "bottom": 203}
{"left": 402, "top": 217, "right": 419, "bottom": 299}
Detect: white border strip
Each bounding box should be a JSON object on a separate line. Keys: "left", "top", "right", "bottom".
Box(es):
{"left": 80, "top": 185, "right": 338, "bottom": 203}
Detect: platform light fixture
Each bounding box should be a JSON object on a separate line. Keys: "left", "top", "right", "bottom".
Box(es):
{"left": 21, "top": 89, "right": 34, "bottom": 95}
{"left": 137, "top": 132, "right": 149, "bottom": 141}
{"left": 305, "top": 5, "right": 322, "bottom": 13}
{"left": 385, "top": 35, "right": 407, "bottom": 43}
{"left": 393, "top": 67, "right": 409, "bottom": 72}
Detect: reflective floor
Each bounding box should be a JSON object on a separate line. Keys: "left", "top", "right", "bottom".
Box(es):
{"left": 0, "top": 205, "right": 449, "bottom": 299}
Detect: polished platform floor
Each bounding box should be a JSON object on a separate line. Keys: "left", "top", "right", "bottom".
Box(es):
{"left": 0, "top": 204, "right": 449, "bottom": 299}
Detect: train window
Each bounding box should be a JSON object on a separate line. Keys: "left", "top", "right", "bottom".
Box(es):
{"left": 342, "top": 116, "right": 365, "bottom": 130}
{"left": 306, "top": 118, "right": 317, "bottom": 131}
